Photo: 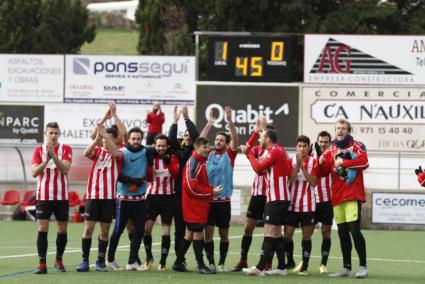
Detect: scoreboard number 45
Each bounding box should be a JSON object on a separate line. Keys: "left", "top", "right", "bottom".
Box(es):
{"left": 235, "top": 56, "right": 263, "bottom": 77}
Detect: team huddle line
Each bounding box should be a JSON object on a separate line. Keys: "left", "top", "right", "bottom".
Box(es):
{"left": 31, "top": 102, "right": 368, "bottom": 278}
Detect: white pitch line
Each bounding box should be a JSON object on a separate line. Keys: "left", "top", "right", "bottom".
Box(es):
{"left": 1, "top": 232, "right": 423, "bottom": 265}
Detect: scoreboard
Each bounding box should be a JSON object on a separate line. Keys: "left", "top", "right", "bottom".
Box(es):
{"left": 207, "top": 35, "right": 292, "bottom": 82}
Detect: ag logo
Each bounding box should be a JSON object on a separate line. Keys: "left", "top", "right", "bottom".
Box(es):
{"left": 311, "top": 38, "right": 411, "bottom": 75}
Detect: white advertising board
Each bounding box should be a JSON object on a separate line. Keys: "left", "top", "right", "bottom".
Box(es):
{"left": 44, "top": 104, "right": 194, "bottom": 145}
{"left": 372, "top": 192, "right": 425, "bottom": 225}
{"left": 301, "top": 86, "right": 425, "bottom": 152}
{"left": 0, "top": 54, "right": 63, "bottom": 102}
{"left": 64, "top": 55, "right": 195, "bottom": 104}
{"left": 304, "top": 35, "right": 425, "bottom": 85}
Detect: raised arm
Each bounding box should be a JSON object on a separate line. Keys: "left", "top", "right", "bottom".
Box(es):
{"left": 225, "top": 106, "right": 238, "bottom": 151}
{"left": 110, "top": 101, "right": 127, "bottom": 146}
{"left": 169, "top": 105, "right": 181, "bottom": 149}
{"left": 84, "top": 132, "right": 102, "bottom": 159}
{"left": 182, "top": 105, "right": 199, "bottom": 141}
{"left": 200, "top": 108, "right": 215, "bottom": 138}
{"left": 243, "top": 146, "right": 276, "bottom": 174}
{"left": 90, "top": 104, "right": 113, "bottom": 141}
{"left": 97, "top": 125, "right": 123, "bottom": 160}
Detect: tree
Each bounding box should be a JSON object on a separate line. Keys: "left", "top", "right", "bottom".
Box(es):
{"left": 0, "top": 0, "right": 41, "bottom": 53}
{"left": 136, "top": 0, "right": 193, "bottom": 55}
{"left": 0, "top": 0, "right": 95, "bottom": 53}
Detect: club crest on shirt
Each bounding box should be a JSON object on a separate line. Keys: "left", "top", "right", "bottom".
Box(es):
{"left": 154, "top": 168, "right": 170, "bottom": 177}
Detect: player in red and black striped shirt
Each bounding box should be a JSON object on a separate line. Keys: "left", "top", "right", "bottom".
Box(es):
{"left": 233, "top": 119, "right": 272, "bottom": 272}
{"left": 313, "top": 131, "right": 334, "bottom": 274}
{"left": 241, "top": 129, "right": 291, "bottom": 276}
{"left": 143, "top": 134, "right": 179, "bottom": 271}
{"left": 76, "top": 124, "right": 123, "bottom": 272}
{"left": 284, "top": 135, "right": 318, "bottom": 276}
{"left": 32, "top": 122, "right": 72, "bottom": 274}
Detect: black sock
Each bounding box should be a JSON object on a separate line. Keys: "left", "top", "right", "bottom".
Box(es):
{"left": 338, "top": 223, "right": 352, "bottom": 270}
{"left": 285, "top": 239, "right": 294, "bottom": 265}
{"left": 108, "top": 232, "right": 120, "bottom": 262}
{"left": 174, "top": 231, "right": 184, "bottom": 257}
{"left": 160, "top": 235, "right": 171, "bottom": 265}
{"left": 321, "top": 238, "right": 331, "bottom": 266}
{"left": 218, "top": 241, "right": 229, "bottom": 265}
{"left": 56, "top": 233, "right": 67, "bottom": 260}
{"left": 37, "top": 231, "right": 48, "bottom": 264}
{"left": 128, "top": 230, "right": 143, "bottom": 265}
{"left": 204, "top": 241, "right": 215, "bottom": 265}
{"left": 193, "top": 240, "right": 206, "bottom": 268}
{"left": 176, "top": 239, "right": 191, "bottom": 264}
{"left": 97, "top": 238, "right": 108, "bottom": 264}
{"left": 143, "top": 235, "right": 153, "bottom": 260}
{"left": 82, "top": 238, "right": 92, "bottom": 262}
{"left": 241, "top": 235, "right": 252, "bottom": 261}
{"left": 301, "top": 240, "right": 312, "bottom": 271}
{"left": 256, "top": 237, "right": 276, "bottom": 271}
{"left": 349, "top": 221, "right": 367, "bottom": 267}
{"left": 128, "top": 232, "right": 133, "bottom": 242}
{"left": 275, "top": 237, "right": 286, "bottom": 270}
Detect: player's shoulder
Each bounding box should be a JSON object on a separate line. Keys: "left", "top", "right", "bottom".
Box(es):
{"left": 33, "top": 144, "right": 43, "bottom": 151}
{"left": 353, "top": 140, "right": 367, "bottom": 151}
{"left": 62, "top": 144, "right": 73, "bottom": 151}
{"left": 273, "top": 144, "right": 287, "bottom": 155}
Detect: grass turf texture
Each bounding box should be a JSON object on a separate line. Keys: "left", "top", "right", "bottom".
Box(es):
{"left": 80, "top": 28, "right": 139, "bottom": 55}
{"left": 0, "top": 221, "right": 424, "bottom": 283}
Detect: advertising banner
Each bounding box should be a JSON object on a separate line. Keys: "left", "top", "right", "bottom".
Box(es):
{"left": 0, "top": 105, "right": 44, "bottom": 144}
{"left": 0, "top": 54, "right": 63, "bottom": 102}
{"left": 196, "top": 84, "right": 299, "bottom": 147}
{"left": 44, "top": 104, "right": 194, "bottom": 145}
{"left": 301, "top": 86, "right": 425, "bottom": 151}
{"left": 64, "top": 55, "right": 195, "bottom": 104}
{"left": 372, "top": 192, "right": 425, "bottom": 225}
{"left": 304, "top": 34, "right": 425, "bottom": 85}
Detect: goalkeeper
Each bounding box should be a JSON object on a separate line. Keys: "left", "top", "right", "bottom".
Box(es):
{"left": 318, "top": 119, "right": 369, "bottom": 278}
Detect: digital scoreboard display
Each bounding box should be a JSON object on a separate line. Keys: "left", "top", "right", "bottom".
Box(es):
{"left": 207, "top": 35, "right": 292, "bottom": 82}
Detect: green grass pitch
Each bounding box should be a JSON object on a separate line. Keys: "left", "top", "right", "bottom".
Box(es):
{"left": 0, "top": 221, "right": 424, "bottom": 283}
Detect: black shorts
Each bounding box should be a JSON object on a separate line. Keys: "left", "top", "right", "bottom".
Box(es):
{"left": 264, "top": 200, "right": 290, "bottom": 225}
{"left": 36, "top": 200, "right": 69, "bottom": 222}
{"left": 146, "top": 195, "right": 174, "bottom": 225}
{"left": 285, "top": 211, "right": 316, "bottom": 228}
{"left": 85, "top": 199, "right": 115, "bottom": 223}
{"left": 315, "top": 201, "right": 334, "bottom": 225}
{"left": 187, "top": 223, "right": 204, "bottom": 232}
{"left": 207, "top": 201, "right": 231, "bottom": 228}
{"left": 246, "top": 195, "right": 267, "bottom": 220}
